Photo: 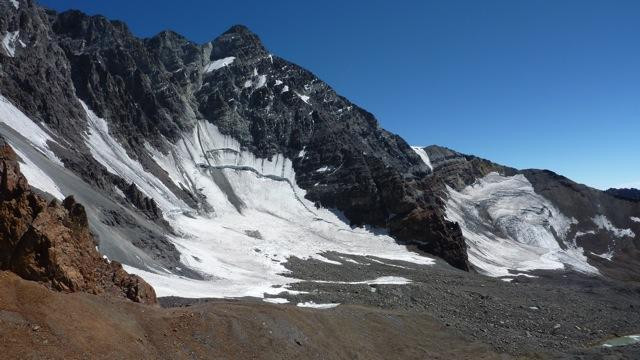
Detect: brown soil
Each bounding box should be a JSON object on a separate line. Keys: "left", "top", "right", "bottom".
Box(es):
{"left": 0, "top": 271, "right": 519, "bottom": 360}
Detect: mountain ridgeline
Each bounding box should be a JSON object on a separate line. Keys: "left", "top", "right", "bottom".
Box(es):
{"left": 1, "top": 1, "right": 468, "bottom": 270}
{"left": 1, "top": 0, "right": 639, "bottom": 289}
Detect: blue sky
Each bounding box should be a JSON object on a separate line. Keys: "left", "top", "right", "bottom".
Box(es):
{"left": 40, "top": 0, "right": 640, "bottom": 190}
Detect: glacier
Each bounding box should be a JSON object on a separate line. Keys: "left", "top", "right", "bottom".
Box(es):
{"left": 445, "top": 172, "right": 598, "bottom": 277}
{"left": 79, "top": 102, "right": 436, "bottom": 298}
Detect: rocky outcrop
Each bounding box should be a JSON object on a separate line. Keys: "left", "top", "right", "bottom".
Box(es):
{"left": 0, "top": 139, "right": 156, "bottom": 304}
{"left": 424, "top": 145, "right": 517, "bottom": 191}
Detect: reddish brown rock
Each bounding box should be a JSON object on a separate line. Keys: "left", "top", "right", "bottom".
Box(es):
{"left": 0, "top": 140, "right": 156, "bottom": 305}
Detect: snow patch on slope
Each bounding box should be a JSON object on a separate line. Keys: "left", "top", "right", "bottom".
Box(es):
{"left": 297, "top": 302, "right": 339, "bottom": 309}
{"left": 592, "top": 215, "right": 635, "bottom": 238}
{"left": 591, "top": 251, "right": 614, "bottom": 261}
{"left": 0, "top": 93, "right": 62, "bottom": 165}
{"left": 80, "top": 100, "right": 188, "bottom": 213}
{"left": 1, "top": 31, "right": 20, "bottom": 57}
{"left": 445, "top": 172, "right": 597, "bottom": 277}
{"left": 255, "top": 75, "right": 267, "bottom": 89}
{"left": 9, "top": 0, "right": 19, "bottom": 9}
{"left": 631, "top": 217, "right": 640, "bottom": 223}
{"left": 11, "top": 145, "right": 64, "bottom": 200}
{"left": 309, "top": 276, "right": 412, "bottom": 286}
{"left": 411, "top": 146, "right": 433, "bottom": 170}
{"left": 295, "top": 92, "right": 310, "bottom": 104}
{"left": 203, "top": 56, "right": 235, "bottom": 72}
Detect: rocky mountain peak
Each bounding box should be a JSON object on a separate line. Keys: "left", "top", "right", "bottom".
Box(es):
{"left": 210, "top": 24, "right": 267, "bottom": 60}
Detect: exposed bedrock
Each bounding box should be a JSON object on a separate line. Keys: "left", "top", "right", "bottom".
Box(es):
{"left": 0, "top": 138, "right": 156, "bottom": 304}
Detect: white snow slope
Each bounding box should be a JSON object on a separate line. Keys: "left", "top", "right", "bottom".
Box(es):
{"left": 77, "top": 103, "right": 434, "bottom": 298}
{"left": 0, "top": 93, "right": 65, "bottom": 199}
{"left": 203, "top": 56, "right": 235, "bottom": 73}
{"left": 445, "top": 172, "right": 598, "bottom": 277}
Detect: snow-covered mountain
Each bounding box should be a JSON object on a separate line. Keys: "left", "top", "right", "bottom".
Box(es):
{"left": 1, "top": 0, "right": 638, "bottom": 304}
{"left": 420, "top": 145, "right": 640, "bottom": 281}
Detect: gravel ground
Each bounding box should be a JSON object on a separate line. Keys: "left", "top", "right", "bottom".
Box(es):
{"left": 280, "top": 252, "right": 640, "bottom": 359}
{"left": 160, "top": 251, "right": 640, "bottom": 359}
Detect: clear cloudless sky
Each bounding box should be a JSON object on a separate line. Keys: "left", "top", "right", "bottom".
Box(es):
{"left": 39, "top": 0, "right": 640, "bottom": 190}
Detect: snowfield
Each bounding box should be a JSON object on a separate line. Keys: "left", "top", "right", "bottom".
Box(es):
{"left": 445, "top": 172, "right": 598, "bottom": 277}
{"left": 0, "top": 93, "right": 62, "bottom": 165}
{"left": 78, "top": 103, "right": 434, "bottom": 298}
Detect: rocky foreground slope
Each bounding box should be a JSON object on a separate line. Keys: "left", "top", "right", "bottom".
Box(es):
{"left": 0, "top": 137, "right": 156, "bottom": 304}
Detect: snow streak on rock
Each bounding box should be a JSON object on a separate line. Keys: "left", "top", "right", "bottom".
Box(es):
{"left": 11, "top": 146, "right": 64, "bottom": 200}
{"left": 445, "top": 172, "right": 598, "bottom": 277}
{"left": 203, "top": 56, "right": 235, "bottom": 73}
{"left": 81, "top": 100, "right": 187, "bottom": 212}
{"left": 411, "top": 146, "right": 433, "bottom": 170}
{"left": 592, "top": 215, "right": 635, "bottom": 238}
{"left": 1, "top": 31, "right": 20, "bottom": 57}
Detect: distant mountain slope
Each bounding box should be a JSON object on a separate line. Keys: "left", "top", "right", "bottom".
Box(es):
{"left": 606, "top": 188, "right": 640, "bottom": 202}
{"left": 417, "top": 145, "right": 640, "bottom": 281}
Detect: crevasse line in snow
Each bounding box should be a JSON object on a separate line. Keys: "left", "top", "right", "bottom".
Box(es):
{"left": 81, "top": 106, "right": 435, "bottom": 299}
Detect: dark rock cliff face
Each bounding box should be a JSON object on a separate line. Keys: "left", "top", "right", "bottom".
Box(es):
{"left": 0, "top": 1, "right": 469, "bottom": 269}
{"left": 0, "top": 138, "right": 156, "bottom": 304}
{"left": 423, "top": 145, "right": 517, "bottom": 191}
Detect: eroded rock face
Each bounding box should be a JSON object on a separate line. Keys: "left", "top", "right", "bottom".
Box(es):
{"left": 0, "top": 140, "right": 156, "bottom": 304}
